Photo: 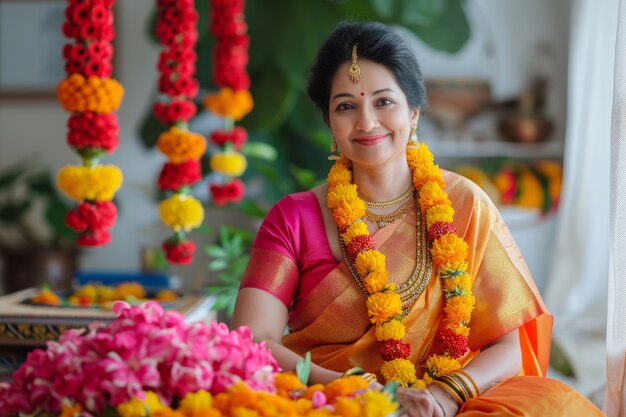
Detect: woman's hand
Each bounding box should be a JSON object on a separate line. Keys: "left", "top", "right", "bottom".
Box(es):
{"left": 396, "top": 386, "right": 459, "bottom": 417}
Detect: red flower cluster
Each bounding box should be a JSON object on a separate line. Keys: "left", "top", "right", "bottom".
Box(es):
{"left": 433, "top": 328, "right": 468, "bottom": 359}
{"left": 346, "top": 234, "right": 375, "bottom": 263}
{"left": 153, "top": 0, "right": 199, "bottom": 124}
{"left": 158, "top": 160, "right": 202, "bottom": 191}
{"left": 209, "top": 179, "right": 245, "bottom": 206}
{"left": 428, "top": 222, "right": 457, "bottom": 242}
{"left": 211, "top": 0, "right": 250, "bottom": 91}
{"left": 379, "top": 339, "right": 411, "bottom": 361}
{"left": 162, "top": 238, "right": 196, "bottom": 265}
{"left": 209, "top": 126, "right": 248, "bottom": 151}
{"left": 66, "top": 201, "right": 117, "bottom": 247}
{"left": 67, "top": 112, "right": 119, "bottom": 153}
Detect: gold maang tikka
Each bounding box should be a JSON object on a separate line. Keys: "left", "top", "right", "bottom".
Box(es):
{"left": 348, "top": 44, "right": 361, "bottom": 83}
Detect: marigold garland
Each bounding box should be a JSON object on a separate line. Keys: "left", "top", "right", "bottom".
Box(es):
{"left": 205, "top": 0, "right": 253, "bottom": 207}
{"left": 326, "top": 143, "right": 476, "bottom": 388}
{"left": 57, "top": 0, "right": 123, "bottom": 247}
{"left": 153, "top": 0, "right": 206, "bottom": 265}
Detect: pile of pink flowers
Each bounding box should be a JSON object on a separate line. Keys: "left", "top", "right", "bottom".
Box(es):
{"left": 0, "top": 301, "right": 279, "bottom": 416}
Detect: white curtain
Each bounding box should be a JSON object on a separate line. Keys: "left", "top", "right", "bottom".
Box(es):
{"left": 605, "top": 0, "right": 626, "bottom": 415}
{"left": 543, "top": 0, "right": 618, "bottom": 406}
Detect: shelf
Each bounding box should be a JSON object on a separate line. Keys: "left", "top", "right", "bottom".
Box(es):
{"left": 424, "top": 139, "right": 564, "bottom": 159}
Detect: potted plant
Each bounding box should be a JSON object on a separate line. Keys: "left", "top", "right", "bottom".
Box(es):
{"left": 0, "top": 161, "right": 77, "bottom": 294}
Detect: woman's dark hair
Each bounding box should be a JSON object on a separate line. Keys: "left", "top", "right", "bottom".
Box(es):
{"left": 307, "top": 21, "right": 427, "bottom": 123}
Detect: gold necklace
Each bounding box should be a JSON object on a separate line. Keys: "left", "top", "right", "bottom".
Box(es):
{"left": 362, "top": 188, "right": 415, "bottom": 209}
{"left": 363, "top": 197, "right": 416, "bottom": 228}
{"left": 339, "top": 197, "right": 432, "bottom": 314}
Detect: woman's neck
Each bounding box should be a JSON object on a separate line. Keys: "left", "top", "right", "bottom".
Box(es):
{"left": 352, "top": 161, "right": 413, "bottom": 203}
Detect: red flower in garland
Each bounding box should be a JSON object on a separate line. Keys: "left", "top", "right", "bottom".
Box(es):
{"left": 210, "top": 126, "right": 248, "bottom": 151}
{"left": 66, "top": 201, "right": 117, "bottom": 232}
{"left": 77, "top": 229, "right": 112, "bottom": 247}
{"left": 210, "top": 179, "right": 245, "bottom": 206}
{"left": 433, "top": 328, "right": 468, "bottom": 359}
{"left": 158, "top": 160, "right": 202, "bottom": 191}
{"left": 67, "top": 112, "right": 119, "bottom": 152}
{"left": 346, "top": 234, "right": 375, "bottom": 263}
{"left": 162, "top": 239, "right": 196, "bottom": 265}
{"left": 379, "top": 339, "right": 411, "bottom": 361}
{"left": 428, "top": 222, "right": 457, "bottom": 242}
{"left": 153, "top": 101, "right": 197, "bottom": 125}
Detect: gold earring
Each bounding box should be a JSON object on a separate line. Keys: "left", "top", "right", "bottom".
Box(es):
{"left": 407, "top": 126, "right": 418, "bottom": 149}
{"left": 328, "top": 138, "right": 341, "bottom": 160}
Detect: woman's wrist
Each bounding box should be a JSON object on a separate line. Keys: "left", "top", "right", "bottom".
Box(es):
{"left": 428, "top": 385, "right": 460, "bottom": 417}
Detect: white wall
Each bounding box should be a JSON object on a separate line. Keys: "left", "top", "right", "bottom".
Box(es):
{"left": 0, "top": 0, "right": 570, "bottom": 291}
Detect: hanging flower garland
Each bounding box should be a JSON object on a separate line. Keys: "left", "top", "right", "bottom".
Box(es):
{"left": 327, "top": 143, "right": 475, "bottom": 388}
{"left": 204, "top": 0, "right": 253, "bottom": 207}
{"left": 153, "top": 0, "right": 206, "bottom": 265}
{"left": 57, "top": 0, "right": 124, "bottom": 247}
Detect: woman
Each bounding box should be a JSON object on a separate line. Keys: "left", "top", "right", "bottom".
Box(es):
{"left": 232, "top": 22, "right": 603, "bottom": 416}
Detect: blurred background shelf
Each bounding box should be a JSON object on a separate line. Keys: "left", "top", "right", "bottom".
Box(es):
{"left": 424, "top": 139, "right": 564, "bottom": 159}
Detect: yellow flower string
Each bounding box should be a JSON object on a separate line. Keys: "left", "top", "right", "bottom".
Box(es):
{"left": 326, "top": 143, "right": 475, "bottom": 387}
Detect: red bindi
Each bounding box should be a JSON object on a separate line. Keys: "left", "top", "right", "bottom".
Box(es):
{"left": 360, "top": 92, "right": 365, "bottom": 96}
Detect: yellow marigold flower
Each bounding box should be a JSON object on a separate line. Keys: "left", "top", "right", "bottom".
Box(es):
{"left": 380, "top": 358, "right": 417, "bottom": 386}
{"left": 444, "top": 295, "right": 476, "bottom": 327}
{"left": 354, "top": 250, "right": 386, "bottom": 277}
{"left": 332, "top": 200, "right": 366, "bottom": 230}
{"left": 406, "top": 143, "right": 434, "bottom": 171}
{"left": 193, "top": 410, "right": 223, "bottom": 417}
{"left": 425, "top": 354, "right": 461, "bottom": 378}
{"left": 57, "top": 74, "right": 124, "bottom": 113}
{"left": 326, "top": 184, "right": 359, "bottom": 209}
{"left": 431, "top": 234, "right": 468, "bottom": 267}
{"left": 117, "top": 392, "right": 165, "bottom": 417}
{"left": 442, "top": 272, "right": 472, "bottom": 293}
{"left": 274, "top": 372, "right": 306, "bottom": 396}
{"left": 229, "top": 383, "right": 258, "bottom": 410}
{"left": 441, "top": 261, "right": 469, "bottom": 275}
{"left": 361, "top": 390, "right": 399, "bottom": 417}
{"left": 210, "top": 152, "right": 247, "bottom": 177}
{"left": 231, "top": 408, "right": 259, "bottom": 417}
{"left": 295, "top": 398, "right": 313, "bottom": 415}
{"left": 328, "top": 163, "right": 352, "bottom": 187}
{"left": 367, "top": 292, "right": 402, "bottom": 325}
{"left": 426, "top": 204, "right": 455, "bottom": 229}
{"left": 334, "top": 397, "right": 362, "bottom": 417}
{"left": 157, "top": 127, "right": 207, "bottom": 163}
{"left": 419, "top": 182, "right": 451, "bottom": 213}
{"left": 375, "top": 319, "right": 406, "bottom": 341}
{"left": 413, "top": 165, "right": 444, "bottom": 190}
{"left": 179, "top": 390, "right": 213, "bottom": 413}
{"left": 115, "top": 282, "right": 146, "bottom": 300}
{"left": 152, "top": 409, "right": 185, "bottom": 417}
{"left": 203, "top": 87, "right": 254, "bottom": 121}
{"left": 57, "top": 165, "right": 123, "bottom": 202}
{"left": 59, "top": 403, "right": 81, "bottom": 417}
{"left": 453, "top": 325, "right": 470, "bottom": 337}
{"left": 324, "top": 376, "right": 369, "bottom": 403}
{"left": 341, "top": 221, "right": 369, "bottom": 245}
{"left": 412, "top": 379, "right": 428, "bottom": 389}
{"left": 308, "top": 409, "right": 334, "bottom": 417}
{"left": 363, "top": 269, "right": 388, "bottom": 294}
{"left": 159, "top": 194, "right": 204, "bottom": 232}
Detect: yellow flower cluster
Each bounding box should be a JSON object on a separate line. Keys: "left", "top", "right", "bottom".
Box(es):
{"left": 326, "top": 143, "right": 475, "bottom": 388}
{"left": 158, "top": 127, "right": 207, "bottom": 163}
{"left": 203, "top": 87, "right": 254, "bottom": 121}
{"left": 209, "top": 152, "right": 247, "bottom": 177}
{"left": 57, "top": 73, "right": 124, "bottom": 113}
{"left": 114, "top": 379, "right": 397, "bottom": 417}
{"left": 57, "top": 165, "right": 123, "bottom": 201}
{"left": 159, "top": 194, "right": 205, "bottom": 232}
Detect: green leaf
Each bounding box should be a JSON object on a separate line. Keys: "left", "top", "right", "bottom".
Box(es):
{"left": 241, "top": 142, "right": 278, "bottom": 161}
{"left": 45, "top": 197, "right": 75, "bottom": 241}
{"left": 237, "top": 199, "right": 268, "bottom": 219}
{"left": 138, "top": 104, "right": 166, "bottom": 149}
{"left": 26, "top": 170, "right": 56, "bottom": 196}
{"left": 400, "top": 0, "right": 446, "bottom": 27}
{"left": 205, "top": 245, "right": 228, "bottom": 258}
{"left": 208, "top": 259, "right": 228, "bottom": 271}
{"left": 0, "top": 201, "right": 31, "bottom": 224}
{"left": 295, "top": 352, "right": 312, "bottom": 385}
{"left": 289, "top": 165, "right": 318, "bottom": 191}
{"left": 0, "top": 162, "right": 30, "bottom": 191}
{"left": 242, "top": 68, "right": 298, "bottom": 132}
{"left": 408, "top": 0, "right": 470, "bottom": 53}
{"left": 370, "top": 0, "right": 398, "bottom": 18}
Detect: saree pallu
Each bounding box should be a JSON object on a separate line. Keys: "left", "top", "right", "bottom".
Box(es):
{"left": 240, "top": 172, "right": 603, "bottom": 416}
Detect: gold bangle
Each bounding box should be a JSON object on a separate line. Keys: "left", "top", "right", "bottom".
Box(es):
{"left": 439, "top": 374, "right": 470, "bottom": 403}
{"left": 430, "top": 379, "right": 464, "bottom": 406}
{"left": 456, "top": 370, "right": 481, "bottom": 397}
{"left": 445, "top": 373, "right": 473, "bottom": 401}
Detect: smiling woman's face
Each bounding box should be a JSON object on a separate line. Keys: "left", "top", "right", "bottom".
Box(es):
{"left": 328, "top": 59, "right": 419, "bottom": 169}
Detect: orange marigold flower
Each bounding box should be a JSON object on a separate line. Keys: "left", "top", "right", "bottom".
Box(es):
{"left": 229, "top": 382, "right": 258, "bottom": 410}
{"left": 334, "top": 397, "right": 362, "bottom": 417}
{"left": 203, "top": 87, "right": 254, "bottom": 121}
{"left": 375, "top": 319, "right": 406, "bottom": 341}
{"left": 419, "top": 182, "right": 451, "bottom": 213}
{"left": 441, "top": 261, "right": 469, "bottom": 276}
{"left": 57, "top": 74, "right": 124, "bottom": 113}
{"left": 212, "top": 393, "right": 230, "bottom": 413}
{"left": 361, "top": 390, "right": 399, "bottom": 417}
{"left": 431, "top": 234, "right": 468, "bottom": 267}
{"left": 305, "top": 384, "right": 325, "bottom": 400}
{"left": 115, "top": 282, "right": 146, "bottom": 300}
{"left": 57, "top": 165, "right": 123, "bottom": 202}
{"left": 324, "top": 376, "right": 369, "bottom": 403}
{"left": 328, "top": 163, "right": 352, "bottom": 187}
{"left": 424, "top": 354, "right": 461, "bottom": 378}
{"left": 326, "top": 184, "right": 359, "bottom": 208}
{"left": 413, "top": 166, "right": 444, "bottom": 190}
{"left": 354, "top": 250, "right": 386, "bottom": 277}
{"left": 157, "top": 127, "right": 207, "bottom": 163}
{"left": 332, "top": 200, "right": 366, "bottom": 230}
{"left": 426, "top": 204, "right": 455, "bottom": 229}
{"left": 295, "top": 398, "right": 313, "bottom": 415}
{"left": 152, "top": 409, "right": 185, "bottom": 417}
{"left": 59, "top": 403, "right": 82, "bottom": 417}
{"left": 342, "top": 221, "right": 369, "bottom": 245}
{"left": 442, "top": 272, "right": 472, "bottom": 293}
{"left": 380, "top": 358, "right": 417, "bottom": 386}
{"left": 274, "top": 372, "right": 306, "bottom": 397}
{"left": 363, "top": 269, "right": 388, "bottom": 294}
{"left": 406, "top": 143, "right": 434, "bottom": 171}
{"left": 367, "top": 292, "right": 402, "bottom": 325}
{"left": 443, "top": 295, "right": 476, "bottom": 327}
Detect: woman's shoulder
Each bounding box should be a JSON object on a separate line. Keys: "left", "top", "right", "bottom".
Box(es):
{"left": 441, "top": 169, "right": 500, "bottom": 214}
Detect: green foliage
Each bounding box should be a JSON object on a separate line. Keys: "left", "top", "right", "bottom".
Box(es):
{"left": 295, "top": 352, "right": 312, "bottom": 385}
{"left": 204, "top": 225, "right": 255, "bottom": 318}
